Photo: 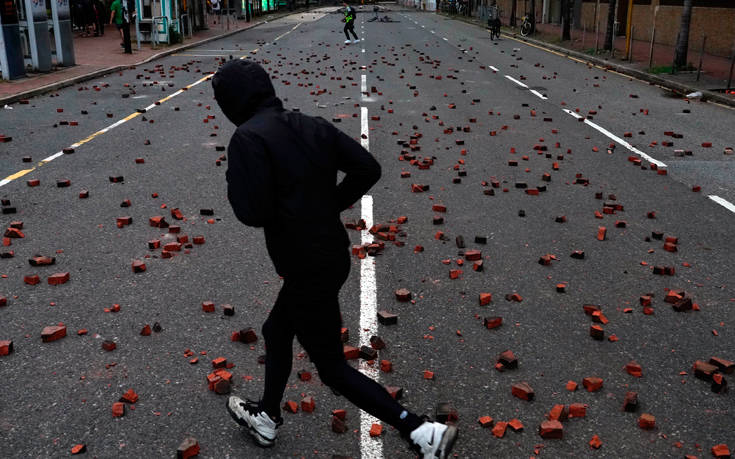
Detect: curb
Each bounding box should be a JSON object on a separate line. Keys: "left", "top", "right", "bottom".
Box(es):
{"left": 0, "top": 7, "right": 318, "bottom": 106}
{"left": 438, "top": 12, "right": 735, "bottom": 109}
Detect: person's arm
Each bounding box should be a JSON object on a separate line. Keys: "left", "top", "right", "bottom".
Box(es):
{"left": 331, "top": 125, "right": 381, "bottom": 212}
{"left": 225, "top": 130, "right": 276, "bottom": 227}
{"left": 109, "top": 6, "right": 114, "bottom": 24}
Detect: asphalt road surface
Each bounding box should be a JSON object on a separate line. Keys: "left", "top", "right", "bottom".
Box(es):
{"left": 1, "top": 5, "right": 734, "bottom": 459}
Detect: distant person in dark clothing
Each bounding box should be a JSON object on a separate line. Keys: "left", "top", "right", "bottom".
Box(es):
{"left": 342, "top": 1, "right": 359, "bottom": 44}
{"left": 213, "top": 59, "right": 458, "bottom": 459}
{"left": 93, "top": 0, "right": 105, "bottom": 36}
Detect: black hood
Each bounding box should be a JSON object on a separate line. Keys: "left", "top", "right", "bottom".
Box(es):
{"left": 212, "top": 59, "right": 283, "bottom": 126}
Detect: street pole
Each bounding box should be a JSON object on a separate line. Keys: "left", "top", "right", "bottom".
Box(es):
{"left": 594, "top": 0, "right": 600, "bottom": 54}
{"left": 696, "top": 35, "right": 706, "bottom": 82}
{"left": 648, "top": 26, "right": 656, "bottom": 70}
{"left": 628, "top": 25, "right": 634, "bottom": 61}
{"left": 624, "top": 0, "right": 633, "bottom": 59}
{"left": 727, "top": 49, "right": 734, "bottom": 91}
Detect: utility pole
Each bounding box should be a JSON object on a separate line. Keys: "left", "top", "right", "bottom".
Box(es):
{"left": 624, "top": 0, "right": 633, "bottom": 58}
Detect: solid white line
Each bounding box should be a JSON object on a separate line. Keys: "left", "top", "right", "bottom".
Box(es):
{"left": 708, "top": 195, "right": 735, "bottom": 214}
{"left": 489, "top": 65, "right": 499, "bottom": 72}
{"left": 359, "top": 105, "right": 382, "bottom": 459}
{"left": 442, "top": 37, "right": 448, "bottom": 41}
{"left": 0, "top": 179, "right": 11, "bottom": 187}
{"left": 361, "top": 74, "right": 367, "bottom": 100}
{"left": 530, "top": 89, "right": 547, "bottom": 100}
{"left": 562, "top": 109, "right": 667, "bottom": 168}
{"left": 505, "top": 75, "right": 528, "bottom": 88}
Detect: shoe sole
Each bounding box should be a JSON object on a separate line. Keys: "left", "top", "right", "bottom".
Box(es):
{"left": 225, "top": 399, "right": 276, "bottom": 448}
{"left": 437, "top": 425, "right": 458, "bottom": 459}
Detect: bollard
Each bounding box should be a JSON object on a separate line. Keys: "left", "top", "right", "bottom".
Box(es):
{"left": 696, "top": 35, "right": 706, "bottom": 82}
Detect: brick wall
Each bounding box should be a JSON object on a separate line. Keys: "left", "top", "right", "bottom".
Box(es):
{"left": 579, "top": 1, "right": 734, "bottom": 58}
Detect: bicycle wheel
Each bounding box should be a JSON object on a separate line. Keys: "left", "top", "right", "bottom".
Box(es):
{"left": 520, "top": 20, "right": 531, "bottom": 37}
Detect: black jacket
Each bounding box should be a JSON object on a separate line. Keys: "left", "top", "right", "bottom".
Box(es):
{"left": 212, "top": 60, "right": 381, "bottom": 275}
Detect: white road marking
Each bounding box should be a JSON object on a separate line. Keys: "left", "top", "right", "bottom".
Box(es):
{"left": 489, "top": 65, "right": 499, "bottom": 72}
{"left": 361, "top": 74, "right": 367, "bottom": 100}
{"left": 708, "top": 195, "right": 735, "bottom": 214}
{"left": 505, "top": 75, "right": 528, "bottom": 88}
{"left": 359, "top": 104, "right": 382, "bottom": 459}
{"left": 562, "top": 109, "right": 667, "bottom": 168}
{"left": 530, "top": 89, "right": 547, "bottom": 100}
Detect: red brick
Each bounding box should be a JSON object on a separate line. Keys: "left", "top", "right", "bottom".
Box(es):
{"left": 694, "top": 360, "right": 718, "bottom": 381}
{"left": 301, "top": 396, "right": 315, "bottom": 413}
{"left": 369, "top": 423, "right": 383, "bottom": 437}
{"left": 710, "top": 357, "right": 734, "bottom": 374}
{"left": 539, "top": 420, "right": 563, "bottom": 439}
{"left": 380, "top": 360, "right": 392, "bottom": 373}
{"left": 478, "top": 416, "right": 494, "bottom": 428}
{"left": 298, "top": 370, "right": 312, "bottom": 381}
{"left": 41, "top": 325, "right": 67, "bottom": 342}
{"left": 484, "top": 316, "right": 502, "bottom": 329}
{"left": 0, "top": 340, "right": 13, "bottom": 356}
{"left": 423, "top": 370, "right": 435, "bottom": 380}
{"left": 149, "top": 216, "right": 168, "bottom": 228}
{"left": 548, "top": 404, "right": 568, "bottom": 422}
{"left": 589, "top": 434, "right": 603, "bottom": 449}
{"left": 140, "top": 324, "right": 152, "bottom": 336}
{"left": 112, "top": 402, "right": 126, "bottom": 417}
{"left": 71, "top": 444, "right": 86, "bottom": 455}
{"left": 492, "top": 421, "right": 508, "bottom": 438}
{"left": 120, "top": 389, "right": 139, "bottom": 404}
{"left": 623, "top": 392, "right": 639, "bottom": 412}
{"left": 508, "top": 418, "right": 524, "bottom": 431}
{"left": 395, "top": 288, "right": 412, "bottom": 302}
{"left": 343, "top": 345, "right": 360, "bottom": 360}
{"left": 565, "top": 381, "right": 578, "bottom": 391}
{"left": 193, "top": 236, "right": 205, "bottom": 245}
{"left": 332, "top": 415, "right": 348, "bottom": 433}
{"left": 24, "top": 274, "right": 41, "bottom": 285}
{"left": 712, "top": 444, "right": 731, "bottom": 458}
{"left": 465, "top": 250, "right": 482, "bottom": 261}
{"left": 131, "top": 260, "right": 146, "bottom": 273}
{"left": 569, "top": 403, "right": 587, "bottom": 418}
{"left": 479, "top": 292, "right": 492, "bottom": 306}
{"left": 597, "top": 226, "right": 606, "bottom": 241}
{"left": 625, "top": 361, "right": 643, "bottom": 377}
{"left": 0, "top": 296, "right": 7, "bottom": 307}
{"left": 102, "top": 340, "right": 116, "bottom": 351}
{"left": 638, "top": 413, "right": 655, "bottom": 429}
{"left": 582, "top": 377, "right": 603, "bottom": 392}
{"left": 212, "top": 357, "right": 227, "bottom": 368}
{"left": 202, "top": 301, "right": 215, "bottom": 313}
{"left": 511, "top": 382, "right": 534, "bottom": 401}
{"left": 590, "top": 325, "right": 604, "bottom": 340}
{"left": 283, "top": 400, "right": 299, "bottom": 413}
{"left": 47, "top": 272, "right": 70, "bottom": 285}
{"left": 177, "top": 437, "right": 200, "bottom": 459}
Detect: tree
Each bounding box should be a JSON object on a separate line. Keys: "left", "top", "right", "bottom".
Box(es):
{"left": 561, "top": 0, "right": 572, "bottom": 41}
{"left": 673, "top": 0, "right": 693, "bottom": 70}
{"left": 603, "top": 0, "right": 617, "bottom": 51}
{"left": 510, "top": 0, "right": 517, "bottom": 27}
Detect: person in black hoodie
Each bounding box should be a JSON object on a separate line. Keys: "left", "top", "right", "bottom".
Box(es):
{"left": 213, "top": 59, "right": 457, "bottom": 459}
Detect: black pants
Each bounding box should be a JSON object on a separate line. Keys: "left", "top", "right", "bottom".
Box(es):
{"left": 260, "top": 248, "right": 422, "bottom": 436}
{"left": 344, "top": 21, "right": 358, "bottom": 40}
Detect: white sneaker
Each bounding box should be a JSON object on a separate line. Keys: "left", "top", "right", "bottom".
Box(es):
{"left": 344, "top": 39, "right": 351, "bottom": 44}
{"left": 352, "top": 38, "right": 361, "bottom": 43}
{"left": 226, "top": 396, "right": 282, "bottom": 447}
{"left": 410, "top": 421, "right": 458, "bottom": 459}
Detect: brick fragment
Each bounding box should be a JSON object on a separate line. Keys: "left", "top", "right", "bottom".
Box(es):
{"left": 360, "top": 345, "right": 378, "bottom": 361}
{"left": 343, "top": 345, "right": 360, "bottom": 360}
{"left": 239, "top": 328, "right": 258, "bottom": 344}
{"left": 71, "top": 444, "right": 86, "bottom": 455}
{"left": 223, "top": 304, "right": 235, "bottom": 316}
{"left": 301, "top": 396, "right": 315, "bottom": 413}
{"left": 625, "top": 361, "right": 643, "bottom": 377}
{"left": 548, "top": 404, "right": 569, "bottom": 422}
{"left": 41, "top": 325, "right": 67, "bottom": 342}
{"left": 478, "top": 416, "right": 494, "bottom": 428}
{"left": 102, "top": 340, "right": 116, "bottom": 351}
{"left": 710, "top": 357, "right": 734, "bottom": 374}
{"left": 140, "top": 324, "right": 151, "bottom": 336}
{"left": 332, "top": 415, "right": 348, "bottom": 433}
{"left": 694, "top": 360, "right": 718, "bottom": 381}
{"left": 569, "top": 403, "right": 587, "bottom": 418}
{"left": 297, "top": 370, "right": 312, "bottom": 381}
{"left": 369, "top": 423, "right": 383, "bottom": 437}
{"left": 638, "top": 413, "right": 655, "bottom": 429}
{"left": 29, "top": 256, "right": 55, "bottom": 266}
{"left": 369, "top": 335, "right": 385, "bottom": 350}
{"left": 566, "top": 380, "right": 578, "bottom": 391}
{"left": 622, "top": 392, "right": 639, "bottom": 412}
{"left": 712, "top": 444, "right": 731, "bottom": 458}
{"left": 539, "top": 420, "right": 563, "bottom": 439}
{"left": 177, "top": 437, "right": 200, "bottom": 459}
{"left": 479, "top": 293, "right": 492, "bottom": 306}
{"left": 395, "top": 288, "right": 412, "bottom": 302}
{"left": 711, "top": 373, "right": 728, "bottom": 394}
{"left": 511, "top": 382, "right": 534, "bottom": 401}
{"left": 46, "top": 272, "right": 70, "bottom": 285}
{"left": 498, "top": 350, "right": 518, "bottom": 370}
{"left": 0, "top": 340, "right": 13, "bottom": 356}
{"left": 465, "top": 250, "right": 482, "bottom": 261}
{"left": 484, "top": 316, "right": 502, "bottom": 329}
{"left": 120, "top": 389, "right": 139, "bottom": 404}
{"left": 582, "top": 377, "right": 603, "bottom": 392}
{"left": 201, "top": 301, "right": 215, "bottom": 313}
{"left": 589, "top": 434, "right": 602, "bottom": 449}
{"left": 377, "top": 310, "right": 398, "bottom": 325}
{"left": 112, "top": 402, "right": 125, "bottom": 417}
{"left": 590, "top": 325, "right": 604, "bottom": 340}
{"left": 131, "top": 260, "right": 146, "bottom": 273}
{"left": 492, "top": 421, "right": 507, "bottom": 438}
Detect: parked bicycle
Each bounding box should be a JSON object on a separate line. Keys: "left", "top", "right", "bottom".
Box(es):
{"left": 519, "top": 14, "right": 532, "bottom": 37}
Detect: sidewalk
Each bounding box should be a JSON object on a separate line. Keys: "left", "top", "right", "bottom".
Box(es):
{"left": 440, "top": 11, "right": 735, "bottom": 108}
{"left": 0, "top": 8, "right": 310, "bottom": 104}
